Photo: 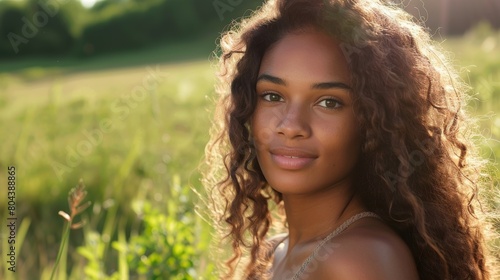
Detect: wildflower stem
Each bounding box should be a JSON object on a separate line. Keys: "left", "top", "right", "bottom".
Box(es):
{"left": 50, "top": 179, "right": 90, "bottom": 279}
{"left": 50, "top": 221, "right": 71, "bottom": 280}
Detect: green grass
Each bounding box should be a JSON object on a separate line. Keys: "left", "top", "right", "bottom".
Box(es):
{"left": 0, "top": 27, "right": 498, "bottom": 278}
{"left": 0, "top": 51, "right": 216, "bottom": 279}
{"left": 441, "top": 24, "right": 500, "bottom": 185}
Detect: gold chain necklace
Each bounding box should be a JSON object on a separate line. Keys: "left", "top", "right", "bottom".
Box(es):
{"left": 291, "top": 211, "right": 380, "bottom": 280}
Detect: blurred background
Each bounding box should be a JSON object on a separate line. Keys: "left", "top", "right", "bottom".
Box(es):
{"left": 0, "top": 0, "right": 498, "bottom": 279}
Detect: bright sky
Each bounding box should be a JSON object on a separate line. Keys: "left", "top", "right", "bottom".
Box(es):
{"left": 80, "top": 0, "right": 99, "bottom": 8}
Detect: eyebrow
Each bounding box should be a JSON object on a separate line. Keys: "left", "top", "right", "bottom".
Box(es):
{"left": 256, "top": 74, "right": 351, "bottom": 90}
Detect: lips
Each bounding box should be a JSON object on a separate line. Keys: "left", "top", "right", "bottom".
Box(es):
{"left": 269, "top": 147, "right": 317, "bottom": 170}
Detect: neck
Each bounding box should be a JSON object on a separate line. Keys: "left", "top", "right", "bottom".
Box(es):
{"left": 282, "top": 182, "right": 365, "bottom": 249}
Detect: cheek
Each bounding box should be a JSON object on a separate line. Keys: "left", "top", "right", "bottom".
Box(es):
{"left": 319, "top": 117, "right": 361, "bottom": 157}
{"left": 251, "top": 107, "right": 275, "bottom": 147}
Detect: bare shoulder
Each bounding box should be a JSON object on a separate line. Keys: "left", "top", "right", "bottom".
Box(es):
{"left": 313, "top": 218, "right": 419, "bottom": 280}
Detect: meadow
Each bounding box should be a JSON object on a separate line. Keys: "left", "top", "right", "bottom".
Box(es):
{"left": 0, "top": 25, "right": 499, "bottom": 279}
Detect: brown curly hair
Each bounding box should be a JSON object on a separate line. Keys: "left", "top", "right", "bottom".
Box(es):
{"left": 204, "top": 0, "right": 496, "bottom": 279}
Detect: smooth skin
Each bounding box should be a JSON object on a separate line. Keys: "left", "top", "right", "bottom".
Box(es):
{"left": 251, "top": 28, "right": 419, "bottom": 279}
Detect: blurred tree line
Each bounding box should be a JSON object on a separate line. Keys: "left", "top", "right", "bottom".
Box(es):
{"left": 1, "top": 0, "right": 498, "bottom": 59}
{"left": 0, "top": 0, "right": 262, "bottom": 59}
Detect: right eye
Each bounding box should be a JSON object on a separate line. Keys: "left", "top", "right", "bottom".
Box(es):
{"left": 261, "top": 92, "right": 283, "bottom": 102}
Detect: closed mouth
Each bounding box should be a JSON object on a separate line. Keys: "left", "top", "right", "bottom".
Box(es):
{"left": 267, "top": 147, "right": 318, "bottom": 170}
{"left": 269, "top": 147, "right": 318, "bottom": 159}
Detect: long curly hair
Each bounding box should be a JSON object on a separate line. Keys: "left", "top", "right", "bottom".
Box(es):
{"left": 203, "top": 0, "right": 497, "bottom": 279}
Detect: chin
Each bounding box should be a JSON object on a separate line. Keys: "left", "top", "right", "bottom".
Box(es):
{"left": 268, "top": 179, "right": 315, "bottom": 195}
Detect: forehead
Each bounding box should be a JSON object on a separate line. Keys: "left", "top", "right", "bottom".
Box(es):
{"left": 258, "top": 29, "right": 351, "bottom": 83}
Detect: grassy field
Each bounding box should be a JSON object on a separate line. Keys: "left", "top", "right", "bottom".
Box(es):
{"left": 0, "top": 27, "right": 499, "bottom": 279}
{"left": 0, "top": 41, "right": 218, "bottom": 279}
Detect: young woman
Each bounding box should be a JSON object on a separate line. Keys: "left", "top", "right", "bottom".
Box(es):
{"left": 204, "top": 0, "right": 496, "bottom": 279}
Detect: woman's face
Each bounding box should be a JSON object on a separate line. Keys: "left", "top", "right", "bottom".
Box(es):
{"left": 251, "top": 29, "right": 361, "bottom": 195}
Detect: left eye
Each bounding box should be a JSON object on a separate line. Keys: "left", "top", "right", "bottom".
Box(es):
{"left": 317, "top": 98, "right": 342, "bottom": 109}
{"left": 262, "top": 92, "right": 283, "bottom": 102}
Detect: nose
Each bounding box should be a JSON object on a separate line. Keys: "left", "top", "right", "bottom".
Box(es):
{"left": 276, "top": 103, "right": 311, "bottom": 139}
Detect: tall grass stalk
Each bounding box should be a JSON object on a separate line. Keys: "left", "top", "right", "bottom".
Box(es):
{"left": 117, "top": 219, "right": 129, "bottom": 280}
{"left": 50, "top": 180, "right": 91, "bottom": 280}
{"left": 51, "top": 223, "right": 69, "bottom": 280}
